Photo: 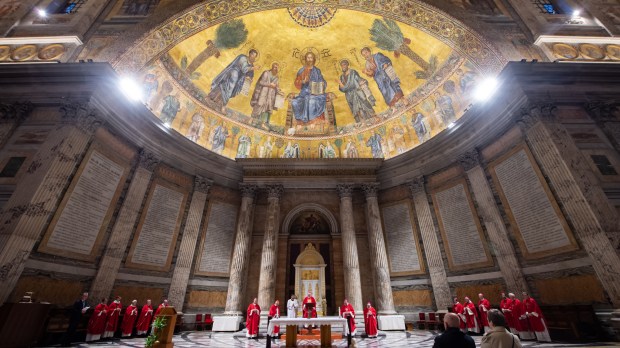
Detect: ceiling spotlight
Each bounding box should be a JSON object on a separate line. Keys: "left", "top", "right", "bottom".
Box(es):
{"left": 118, "top": 77, "right": 143, "bottom": 102}
{"left": 37, "top": 9, "right": 47, "bottom": 17}
{"left": 473, "top": 77, "right": 499, "bottom": 102}
{"left": 572, "top": 10, "right": 581, "bottom": 17}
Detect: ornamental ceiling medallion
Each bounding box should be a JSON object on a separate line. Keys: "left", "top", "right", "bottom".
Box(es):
{"left": 122, "top": 1, "right": 502, "bottom": 161}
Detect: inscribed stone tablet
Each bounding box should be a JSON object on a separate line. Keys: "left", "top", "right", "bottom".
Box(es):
{"left": 46, "top": 150, "right": 124, "bottom": 255}
{"left": 434, "top": 183, "right": 489, "bottom": 267}
{"left": 493, "top": 149, "right": 570, "bottom": 254}
{"left": 197, "top": 201, "right": 238, "bottom": 275}
{"left": 382, "top": 202, "right": 422, "bottom": 274}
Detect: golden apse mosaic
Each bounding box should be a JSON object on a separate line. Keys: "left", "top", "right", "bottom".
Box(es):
{"left": 115, "top": 1, "right": 503, "bottom": 160}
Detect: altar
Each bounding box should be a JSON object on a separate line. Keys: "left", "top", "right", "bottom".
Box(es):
{"left": 267, "top": 316, "right": 348, "bottom": 347}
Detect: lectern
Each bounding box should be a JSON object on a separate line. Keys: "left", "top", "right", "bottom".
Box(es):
{"left": 154, "top": 307, "right": 177, "bottom": 348}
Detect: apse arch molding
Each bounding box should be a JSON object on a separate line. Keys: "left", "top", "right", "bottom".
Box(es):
{"left": 282, "top": 203, "right": 339, "bottom": 236}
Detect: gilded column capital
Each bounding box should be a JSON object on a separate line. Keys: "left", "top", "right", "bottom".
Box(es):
{"left": 239, "top": 183, "right": 258, "bottom": 198}
{"left": 265, "top": 184, "right": 284, "bottom": 200}
{"left": 194, "top": 176, "right": 212, "bottom": 194}
{"left": 361, "top": 182, "right": 379, "bottom": 198}
{"left": 336, "top": 183, "right": 355, "bottom": 198}
{"left": 585, "top": 101, "right": 620, "bottom": 122}
{"left": 60, "top": 101, "right": 103, "bottom": 134}
{"left": 457, "top": 149, "right": 481, "bottom": 171}
{"left": 408, "top": 176, "right": 426, "bottom": 195}
{"left": 138, "top": 149, "right": 160, "bottom": 171}
{"left": 0, "top": 102, "right": 33, "bottom": 123}
{"left": 517, "top": 103, "right": 557, "bottom": 131}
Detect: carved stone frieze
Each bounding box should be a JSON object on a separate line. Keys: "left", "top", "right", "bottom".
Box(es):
{"left": 59, "top": 101, "right": 103, "bottom": 134}
{"left": 408, "top": 176, "right": 426, "bottom": 195}
{"left": 457, "top": 149, "right": 481, "bottom": 171}
{"left": 336, "top": 183, "right": 355, "bottom": 198}
{"left": 361, "top": 182, "right": 379, "bottom": 197}
{"left": 517, "top": 103, "right": 557, "bottom": 130}
{"left": 239, "top": 183, "right": 258, "bottom": 198}
{"left": 585, "top": 101, "right": 620, "bottom": 122}
{"left": 244, "top": 168, "right": 376, "bottom": 177}
{"left": 265, "top": 184, "right": 283, "bottom": 199}
{"left": 194, "top": 176, "right": 212, "bottom": 194}
{"left": 138, "top": 149, "right": 160, "bottom": 171}
{"left": 0, "top": 102, "right": 33, "bottom": 123}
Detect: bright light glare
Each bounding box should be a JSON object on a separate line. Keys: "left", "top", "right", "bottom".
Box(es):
{"left": 572, "top": 10, "right": 581, "bottom": 17}
{"left": 473, "top": 77, "right": 498, "bottom": 102}
{"left": 119, "top": 77, "right": 143, "bottom": 102}
{"left": 447, "top": 122, "right": 456, "bottom": 129}
{"left": 37, "top": 9, "right": 47, "bottom": 17}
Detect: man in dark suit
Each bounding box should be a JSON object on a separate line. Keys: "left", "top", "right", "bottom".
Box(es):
{"left": 433, "top": 312, "right": 476, "bottom": 348}
{"left": 62, "top": 292, "right": 89, "bottom": 346}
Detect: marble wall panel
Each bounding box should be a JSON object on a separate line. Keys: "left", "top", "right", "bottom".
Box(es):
{"left": 10, "top": 276, "right": 83, "bottom": 306}
{"left": 393, "top": 289, "right": 433, "bottom": 308}
{"left": 534, "top": 274, "right": 606, "bottom": 305}
{"left": 112, "top": 285, "right": 165, "bottom": 306}
{"left": 453, "top": 282, "right": 504, "bottom": 307}
{"left": 187, "top": 290, "right": 227, "bottom": 309}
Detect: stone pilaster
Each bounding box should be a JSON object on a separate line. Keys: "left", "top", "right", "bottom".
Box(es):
{"left": 585, "top": 101, "right": 620, "bottom": 152}
{"left": 408, "top": 177, "right": 452, "bottom": 311}
{"left": 518, "top": 104, "right": 620, "bottom": 306}
{"left": 361, "top": 183, "right": 396, "bottom": 315}
{"left": 0, "top": 102, "right": 100, "bottom": 304}
{"left": 257, "top": 185, "right": 283, "bottom": 310}
{"left": 458, "top": 150, "right": 529, "bottom": 294}
{"left": 167, "top": 176, "right": 212, "bottom": 309}
{"left": 89, "top": 150, "right": 159, "bottom": 302}
{"left": 0, "top": 102, "right": 33, "bottom": 149}
{"left": 336, "top": 184, "right": 363, "bottom": 313}
{"left": 224, "top": 183, "right": 258, "bottom": 314}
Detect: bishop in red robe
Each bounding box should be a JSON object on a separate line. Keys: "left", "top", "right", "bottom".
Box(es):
{"left": 452, "top": 297, "right": 466, "bottom": 331}
{"left": 522, "top": 292, "right": 551, "bottom": 342}
{"left": 268, "top": 300, "right": 281, "bottom": 337}
{"left": 511, "top": 293, "right": 534, "bottom": 340}
{"left": 478, "top": 293, "right": 491, "bottom": 333}
{"left": 103, "top": 296, "right": 122, "bottom": 338}
{"left": 85, "top": 298, "right": 108, "bottom": 342}
{"left": 463, "top": 296, "right": 480, "bottom": 333}
{"left": 121, "top": 299, "right": 138, "bottom": 337}
{"left": 155, "top": 299, "right": 169, "bottom": 317}
{"left": 246, "top": 297, "right": 261, "bottom": 338}
{"left": 136, "top": 299, "right": 153, "bottom": 335}
{"left": 363, "top": 302, "right": 378, "bottom": 338}
{"left": 302, "top": 290, "right": 317, "bottom": 319}
{"left": 339, "top": 299, "right": 356, "bottom": 335}
{"left": 500, "top": 292, "right": 517, "bottom": 334}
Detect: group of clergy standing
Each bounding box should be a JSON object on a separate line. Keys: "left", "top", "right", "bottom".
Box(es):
{"left": 245, "top": 290, "right": 380, "bottom": 339}
{"left": 63, "top": 292, "right": 171, "bottom": 345}
{"left": 452, "top": 292, "right": 551, "bottom": 342}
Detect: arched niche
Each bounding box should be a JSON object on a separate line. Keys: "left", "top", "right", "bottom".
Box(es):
{"left": 294, "top": 242, "right": 327, "bottom": 317}
{"left": 282, "top": 203, "right": 339, "bottom": 236}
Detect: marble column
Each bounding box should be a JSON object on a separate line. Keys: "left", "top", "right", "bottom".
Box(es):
{"left": 257, "top": 185, "right": 283, "bottom": 310}
{"left": 0, "top": 102, "right": 102, "bottom": 304}
{"left": 90, "top": 150, "right": 159, "bottom": 302}
{"left": 336, "top": 183, "right": 363, "bottom": 313}
{"left": 458, "top": 151, "right": 529, "bottom": 293}
{"left": 518, "top": 104, "right": 620, "bottom": 306}
{"left": 0, "top": 102, "right": 32, "bottom": 149}
{"left": 224, "top": 183, "right": 258, "bottom": 315}
{"left": 361, "top": 183, "right": 396, "bottom": 315}
{"left": 408, "top": 177, "right": 452, "bottom": 311}
{"left": 167, "top": 177, "right": 212, "bottom": 310}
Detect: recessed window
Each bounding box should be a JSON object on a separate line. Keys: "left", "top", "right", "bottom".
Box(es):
{"left": 591, "top": 155, "right": 618, "bottom": 176}
{"left": 0, "top": 157, "right": 26, "bottom": 178}
{"left": 532, "top": 0, "right": 559, "bottom": 14}
{"left": 45, "top": 0, "right": 86, "bottom": 14}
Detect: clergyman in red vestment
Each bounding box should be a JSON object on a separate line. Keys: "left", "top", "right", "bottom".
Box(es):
{"left": 136, "top": 299, "right": 153, "bottom": 335}
{"left": 511, "top": 293, "right": 535, "bottom": 340}
{"left": 121, "top": 299, "right": 138, "bottom": 337}
{"left": 268, "top": 300, "right": 281, "bottom": 337}
{"left": 155, "top": 299, "right": 169, "bottom": 317}
{"left": 463, "top": 296, "right": 480, "bottom": 333}
{"left": 453, "top": 297, "right": 466, "bottom": 332}
{"left": 478, "top": 293, "right": 491, "bottom": 333}
{"left": 500, "top": 292, "right": 517, "bottom": 334}
{"left": 302, "top": 290, "right": 317, "bottom": 319}
{"left": 522, "top": 292, "right": 551, "bottom": 342}
{"left": 364, "top": 302, "right": 378, "bottom": 338}
{"left": 85, "top": 298, "right": 108, "bottom": 342}
{"left": 103, "top": 296, "right": 122, "bottom": 338}
{"left": 340, "top": 299, "right": 356, "bottom": 335}
{"left": 246, "top": 297, "right": 261, "bottom": 338}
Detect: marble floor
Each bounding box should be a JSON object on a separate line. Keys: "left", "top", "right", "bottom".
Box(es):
{"left": 56, "top": 331, "right": 620, "bottom": 347}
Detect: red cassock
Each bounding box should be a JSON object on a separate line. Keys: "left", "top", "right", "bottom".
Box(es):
{"left": 339, "top": 303, "right": 356, "bottom": 334}
{"left": 464, "top": 302, "right": 480, "bottom": 332}
{"left": 121, "top": 305, "right": 138, "bottom": 336}
{"left": 453, "top": 302, "right": 466, "bottom": 330}
{"left": 246, "top": 303, "right": 261, "bottom": 337}
{"left": 269, "top": 304, "right": 280, "bottom": 336}
{"left": 155, "top": 303, "right": 168, "bottom": 317}
{"left": 513, "top": 299, "right": 529, "bottom": 332}
{"left": 523, "top": 297, "right": 546, "bottom": 332}
{"left": 363, "top": 306, "right": 378, "bottom": 337}
{"left": 302, "top": 296, "right": 317, "bottom": 318}
{"left": 136, "top": 305, "right": 153, "bottom": 335}
{"left": 86, "top": 303, "right": 108, "bottom": 339}
{"left": 501, "top": 298, "right": 517, "bottom": 330}
{"left": 478, "top": 298, "right": 491, "bottom": 328}
{"left": 104, "top": 301, "right": 122, "bottom": 337}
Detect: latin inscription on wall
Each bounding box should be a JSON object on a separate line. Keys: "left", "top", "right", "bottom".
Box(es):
{"left": 129, "top": 184, "right": 185, "bottom": 268}
{"left": 196, "top": 201, "right": 238, "bottom": 276}
{"left": 381, "top": 202, "right": 423, "bottom": 275}
{"left": 42, "top": 150, "right": 125, "bottom": 258}
{"left": 491, "top": 148, "right": 573, "bottom": 256}
{"left": 433, "top": 182, "right": 490, "bottom": 269}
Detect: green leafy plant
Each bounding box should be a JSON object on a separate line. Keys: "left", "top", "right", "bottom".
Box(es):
{"left": 144, "top": 316, "right": 167, "bottom": 348}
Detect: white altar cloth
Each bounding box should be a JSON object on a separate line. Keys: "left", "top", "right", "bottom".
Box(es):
{"left": 378, "top": 315, "right": 406, "bottom": 330}
{"left": 212, "top": 316, "right": 243, "bottom": 331}
{"left": 267, "top": 316, "right": 349, "bottom": 336}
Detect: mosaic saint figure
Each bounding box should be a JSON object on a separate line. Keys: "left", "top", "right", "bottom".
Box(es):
{"left": 208, "top": 49, "right": 259, "bottom": 111}
{"left": 251, "top": 62, "right": 282, "bottom": 129}
{"left": 344, "top": 139, "right": 359, "bottom": 158}
{"left": 211, "top": 124, "right": 229, "bottom": 155}
{"left": 336, "top": 59, "right": 375, "bottom": 122}
{"left": 361, "top": 47, "right": 404, "bottom": 107}
{"left": 186, "top": 113, "right": 205, "bottom": 142}
{"left": 412, "top": 111, "right": 431, "bottom": 143}
{"left": 160, "top": 92, "right": 181, "bottom": 124}
{"left": 366, "top": 133, "right": 384, "bottom": 158}
{"left": 259, "top": 136, "right": 273, "bottom": 158}
{"left": 282, "top": 141, "right": 300, "bottom": 158}
{"left": 456, "top": 69, "right": 477, "bottom": 95}
{"left": 291, "top": 51, "right": 327, "bottom": 125}
{"left": 236, "top": 133, "right": 251, "bottom": 158}
{"left": 142, "top": 73, "right": 158, "bottom": 105}
{"left": 434, "top": 91, "right": 456, "bottom": 126}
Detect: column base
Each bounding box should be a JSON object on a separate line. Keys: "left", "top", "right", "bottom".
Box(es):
{"left": 378, "top": 315, "right": 406, "bottom": 331}
{"left": 213, "top": 314, "right": 244, "bottom": 331}
{"left": 611, "top": 309, "right": 620, "bottom": 340}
